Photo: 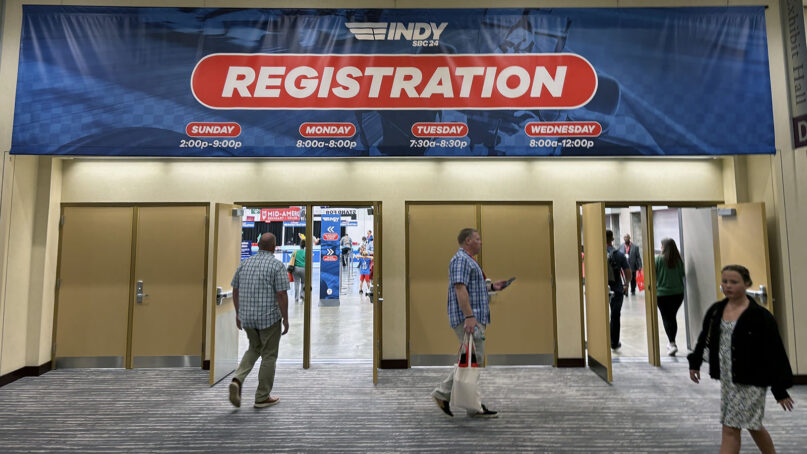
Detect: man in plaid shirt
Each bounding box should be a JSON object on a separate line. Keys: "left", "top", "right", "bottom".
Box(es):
{"left": 228, "top": 233, "right": 290, "bottom": 409}
{"left": 431, "top": 228, "right": 507, "bottom": 418}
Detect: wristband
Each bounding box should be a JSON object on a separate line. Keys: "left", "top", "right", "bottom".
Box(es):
{"left": 465, "top": 315, "right": 475, "bottom": 320}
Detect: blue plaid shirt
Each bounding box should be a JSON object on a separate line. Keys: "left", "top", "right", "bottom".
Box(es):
{"left": 447, "top": 248, "right": 490, "bottom": 329}
{"left": 231, "top": 251, "right": 290, "bottom": 329}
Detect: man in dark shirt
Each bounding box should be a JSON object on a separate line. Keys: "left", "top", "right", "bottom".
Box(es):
{"left": 606, "top": 230, "right": 631, "bottom": 352}
{"left": 618, "top": 234, "right": 642, "bottom": 295}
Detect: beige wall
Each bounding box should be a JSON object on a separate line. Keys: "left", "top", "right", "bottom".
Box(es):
{"left": 58, "top": 158, "right": 725, "bottom": 360}
{"left": 743, "top": 0, "right": 807, "bottom": 373}
{"left": 0, "top": 155, "right": 39, "bottom": 375}
{"left": 2, "top": 0, "right": 805, "bottom": 375}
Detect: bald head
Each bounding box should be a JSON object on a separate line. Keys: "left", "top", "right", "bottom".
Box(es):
{"left": 258, "top": 233, "right": 277, "bottom": 252}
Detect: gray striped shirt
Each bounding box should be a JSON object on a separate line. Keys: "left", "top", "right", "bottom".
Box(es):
{"left": 231, "top": 251, "right": 290, "bottom": 329}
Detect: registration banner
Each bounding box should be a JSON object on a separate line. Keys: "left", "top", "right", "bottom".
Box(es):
{"left": 12, "top": 6, "right": 774, "bottom": 157}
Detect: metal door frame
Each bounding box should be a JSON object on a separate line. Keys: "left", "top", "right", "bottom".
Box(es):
{"left": 404, "top": 201, "right": 557, "bottom": 367}
{"left": 237, "top": 201, "right": 382, "bottom": 381}
{"left": 575, "top": 200, "right": 721, "bottom": 367}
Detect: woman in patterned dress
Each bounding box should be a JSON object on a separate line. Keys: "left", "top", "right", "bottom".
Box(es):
{"left": 688, "top": 265, "right": 794, "bottom": 454}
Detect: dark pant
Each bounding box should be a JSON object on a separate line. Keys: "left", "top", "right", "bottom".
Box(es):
{"left": 657, "top": 293, "right": 685, "bottom": 343}
{"left": 609, "top": 283, "right": 624, "bottom": 349}
{"left": 628, "top": 269, "right": 637, "bottom": 294}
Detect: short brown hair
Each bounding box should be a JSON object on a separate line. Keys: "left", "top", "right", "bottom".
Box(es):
{"left": 457, "top": 228, "right": 478, "bottom": 245}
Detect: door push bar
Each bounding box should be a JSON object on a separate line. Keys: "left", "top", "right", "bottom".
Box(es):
{"left": 216, "top": 286, "right": 234, "bottom": 306}
{"left": 746, "top": 285, "right": 768, "bottom": 306}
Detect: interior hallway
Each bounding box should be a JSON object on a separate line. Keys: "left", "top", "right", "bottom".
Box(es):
{"left": 613, "top": 289, "right": 689, "bottom": 361}
{"left": 0, "top": 361, "right": 804, "bottom": 452}
{"left": 241, "top": 262, "right": 374, "bottom": 363}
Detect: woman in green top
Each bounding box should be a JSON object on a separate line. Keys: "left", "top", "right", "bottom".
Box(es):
{"left": 291, "top": 240, "right": 306, "bottom": 303}
{"left": 655, "top": 238, "right": 686, "bottom": 356}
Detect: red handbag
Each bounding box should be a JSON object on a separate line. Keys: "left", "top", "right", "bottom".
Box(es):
{"left": 636, "top": 269, "right": 645, "bottom": 291}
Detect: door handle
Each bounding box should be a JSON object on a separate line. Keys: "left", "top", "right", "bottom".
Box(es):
{"left": 746, "top": 285, "right": 768, "bottom": 305}
{"left": 136, "top": 280, "right": 149, "bottom": 304}
{"left": 216, "top": 286, "right": 234, "bottom": 306}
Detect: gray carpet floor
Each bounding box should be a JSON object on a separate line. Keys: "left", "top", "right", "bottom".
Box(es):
{"left": 0, "top": 361, "right": 804, "bottom": 452}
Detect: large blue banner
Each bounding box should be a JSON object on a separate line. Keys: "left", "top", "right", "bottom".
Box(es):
{"left": 12, "top": 6, "right": 774, "bottom": 157}
{"left": 319, "top": 215, "right": 341, "bottom": 300}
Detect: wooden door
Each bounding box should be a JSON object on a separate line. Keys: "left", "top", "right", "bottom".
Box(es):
{"left": 482, "top": 204, "right": 555, "bottom": 365}
{"left": 53, "top": 206, "right": 133, "bottom": 368}
{"left": 130, "top": 206, "right": 207, "bottom": 368}
{"left": 716, "top": 203, "right": 773, "bottom": 312}
{"left": 209, "top": 204, "right": 242, "bottom": 385}
{"left": 581, "top": 203, "right": 612, "bottom": 383}
{"left": 641, "top": 206, "right": 660, "bottom": 366}
{"left": 407, "top": 204, "right": 476, "bottom": 365}
{"left": 372, "top": 202, "right": 382, "bottom": 383}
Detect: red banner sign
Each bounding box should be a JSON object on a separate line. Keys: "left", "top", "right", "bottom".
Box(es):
{"left": 185, "top": 122, "right": 241, "bottom": 137}
{"left": 192, "top": 53, "right": 597, "bottom": 110}
{"left": 260, "top": 208, "right": 300, "bottom": 222}
{"left": 298, "top": 122, "right": 356, "bottom": 138}
{"left": 524, "top": 121, "right": 602, "bottom": 137}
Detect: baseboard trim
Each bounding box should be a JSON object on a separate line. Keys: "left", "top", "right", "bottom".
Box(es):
{"left": 0, "top": 361, "right": 52, "bottom": 388}
{"left": 202, "top": 360, "right": 210, "bottom": 370}
{"left": 557, "top": 358, "right": 585, "bottom": 368}
{"left": 794, "top": 375, "right": 807, "bottom": 385}
{"left": 379, "top": 359, "right": 407, "bottom": 369}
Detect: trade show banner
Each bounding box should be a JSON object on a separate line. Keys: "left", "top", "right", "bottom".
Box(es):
{"left": 319, "top": 215, "right": 341, "bottom": 299}
{"left": 12, "top": 6, "right": 775, "bottom": 157}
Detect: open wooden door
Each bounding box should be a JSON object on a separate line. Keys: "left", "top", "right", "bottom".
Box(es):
{"left": 581, "top": 203, "right": 612, "bottom": 383}
{"left": 640, "top": 206, "right": 660, "bottom": 367}
{"left": 209, "top": 203, "right": 242, "bottom": 385}
{"left": 716, "top": 203, "right": 773, "bottom": 312}
{"left": 372, "top": 202, "right": 382, "bottom": 384}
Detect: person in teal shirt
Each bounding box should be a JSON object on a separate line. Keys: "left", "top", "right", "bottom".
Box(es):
{"left": 655, "top": 238, "right": 686, "bottom": 356}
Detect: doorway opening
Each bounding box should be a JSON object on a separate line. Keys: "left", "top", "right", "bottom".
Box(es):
{"left": 236, "top": 204, "right": 376, "bottom": 365}
{"left": 605, "top": 205, "right": 650, "bottom": 362}
{"left": 310, "top": 205, "right": 375, "bottom": 363}
{"left": 238, "top": 205, "right": 306, "bottom": 364}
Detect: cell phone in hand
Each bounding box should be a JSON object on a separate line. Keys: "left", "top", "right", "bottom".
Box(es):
{"left": 500, "top": 277, "right": 516, "bottom": 289}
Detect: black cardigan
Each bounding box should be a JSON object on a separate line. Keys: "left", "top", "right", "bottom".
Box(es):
{"left": 687, "top": 297, "right": 793, "bottom": 401}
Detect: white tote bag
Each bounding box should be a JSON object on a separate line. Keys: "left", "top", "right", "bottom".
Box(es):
{"left": 449, "top": 333, "right": 483, "bottom": 413}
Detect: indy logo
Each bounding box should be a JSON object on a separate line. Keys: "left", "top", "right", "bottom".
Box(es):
{"left": 345, "top": 22, "right": 447, "bottom": 47}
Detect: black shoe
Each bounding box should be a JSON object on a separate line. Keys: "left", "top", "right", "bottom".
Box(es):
{"left": 471, "top": 404, "right": 498, "bottom": 418}
{"left": 432, "top": 396, "right": 453, "bottom": 417}
{"left": 611, "top": 342, "right": 622, "bottom": 352}
{"left": 359, "top": 290, "right": 363, "bottom": 295}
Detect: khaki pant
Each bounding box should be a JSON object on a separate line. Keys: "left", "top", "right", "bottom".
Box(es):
{"left": 233, "top": 321, "right": 281, "bottom": 403}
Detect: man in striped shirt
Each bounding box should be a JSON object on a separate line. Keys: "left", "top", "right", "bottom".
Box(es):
{"left": 431, "top": 228, "right": 507, "bottom": 418}
{"left": 228, "top": 233, "right": 290, "bottom": 409}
